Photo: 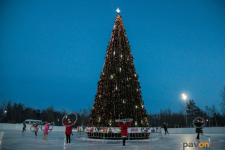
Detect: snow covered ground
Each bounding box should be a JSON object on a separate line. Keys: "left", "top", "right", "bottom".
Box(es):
{"left": 0, "top": 131, "right": 224, "bottom": 150}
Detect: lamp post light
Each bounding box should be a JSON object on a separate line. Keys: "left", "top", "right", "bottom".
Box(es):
{"left": 182, "top": 93, "right": 187, "bottom": 127}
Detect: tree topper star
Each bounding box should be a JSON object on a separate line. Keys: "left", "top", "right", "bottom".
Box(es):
{"left": 116, "top": 8, "right": 120, "bottom": 13}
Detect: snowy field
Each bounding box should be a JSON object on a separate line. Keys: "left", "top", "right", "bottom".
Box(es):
{"left": 0, "top": 131, "right": 224, "bottom": 150}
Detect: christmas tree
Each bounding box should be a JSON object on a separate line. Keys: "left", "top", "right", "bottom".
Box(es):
{"left": 88, "top": 12, "right": 149, "bottom": 127}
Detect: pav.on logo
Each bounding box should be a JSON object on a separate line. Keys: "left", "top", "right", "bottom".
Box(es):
{"left": 183, "top": 141, "right": 220, "bottom": 150}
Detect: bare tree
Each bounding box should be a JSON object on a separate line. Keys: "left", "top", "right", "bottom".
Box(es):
{"left": 220, "top": 86, "right": 225, "bottom": 115}
{"left": 0, "top": 100, "right": 7, "bottom": 122}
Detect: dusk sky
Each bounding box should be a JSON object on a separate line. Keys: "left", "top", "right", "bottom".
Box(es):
{"left": 0, "top": 0, "right": 225, "bottom": 113}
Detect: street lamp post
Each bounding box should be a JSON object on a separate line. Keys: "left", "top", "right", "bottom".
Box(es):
{"left": 182, "top": 94, "right": 187, "bottom": 127}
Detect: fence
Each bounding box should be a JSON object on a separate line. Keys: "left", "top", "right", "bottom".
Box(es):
{"left": 77, "top": 126, "right": 162, "bottom": 140}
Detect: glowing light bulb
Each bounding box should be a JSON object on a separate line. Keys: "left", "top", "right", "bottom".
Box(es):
{"left": 116, "top": 8, "right": 120, "bottom": 13}
{"left": 182, "top": 93, "right": 187, "bottom": 100}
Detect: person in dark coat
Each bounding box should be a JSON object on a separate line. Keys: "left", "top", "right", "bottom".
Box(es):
{"left": 22, "top": 121, "right": 26, "bottom": 132}
{"left": 115, "top": 121, "right": 132, "bottom": 147}
{"left": 163, "top": 123, "right": 169, "bottom": 135}
{"left": 63, "top": 120, "right": 76, "bottom": 144}
{"left": 193, "top": 119, "right": 204, "bottom": 141}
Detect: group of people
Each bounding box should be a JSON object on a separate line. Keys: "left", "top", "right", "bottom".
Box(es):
{"left": 22, "top": 121, "right": 52, "bottom": 140}
{"left": 22, "top": 119, "right": 76, "bottom": 144}
{"left": 163, "top": 118, "right": 205, "bottom": 141}
{"left": 22, "top": 119, "right": 132, "bottom": 147}
{"left": 22, "top": 117, "right": 205, "bottom": 147}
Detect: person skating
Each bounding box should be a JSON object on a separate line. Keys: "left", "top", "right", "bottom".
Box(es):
{"left": 63, "top": 120, "right": 76, "bottom": 145}
{"left": 32, "top": 122, "right": 39, "bottom": 137}
{"left": 193, "top": 119, "right": 204, "bottom": 141}
{"left": 115, "top": 121, "right": 132, "bottom": 147}
{"left": 43, "top": 122, "right": 52, "bottom": 141}
{"left": 163, "top": 123, "right": 169, "bottom": 135}
{"left": 22, "top": 121, "right": 26, "bottom": 132}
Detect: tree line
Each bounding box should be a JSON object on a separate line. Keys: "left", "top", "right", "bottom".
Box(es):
{"left": 1, "top": 86, "right": 225, "bottom": 127}
{"left": 147, "top": 86, "right": 225, "bottom": 127}
{"left": 0, "top": 101, "right": 90, "bottom": 127}
{"left": 147, "top": 101, "right": 225, "bottom": 128}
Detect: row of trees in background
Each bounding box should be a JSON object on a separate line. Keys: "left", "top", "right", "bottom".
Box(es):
{"left": 0, "top": 101, "right": 90, "bottom": 127}
{"left": 1, "top": 100, "right": 224, "bottom": 127}
{"left": 1, "top": 86, "right": 225, "bottom": 127}
{"left": 148, "top": 101, "right": 225, "bottom": 128}
{"left": 149, "top": 86, "right": 225, "bottom": 127}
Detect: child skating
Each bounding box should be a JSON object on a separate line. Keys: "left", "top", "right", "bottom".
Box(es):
{"left": 43, "top": 122, "right": 52, "bottom": 141}
{"left": 32, "top": 122, "right": 39, "bottom": 137}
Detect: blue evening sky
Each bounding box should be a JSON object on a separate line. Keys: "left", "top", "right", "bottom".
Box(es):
{"left": 0, "top": 0, "right": 225, "bottom": 113}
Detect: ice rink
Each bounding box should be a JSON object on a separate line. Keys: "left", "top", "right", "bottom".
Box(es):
{"left": 0, "top": 130, "right": 224, "bottom": 150}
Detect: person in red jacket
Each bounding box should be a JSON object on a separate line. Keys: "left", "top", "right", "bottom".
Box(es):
{"left": 116, "top": 121, "right": 133, "bottom": 147}
{"left": 63, "top": 120, "right": 76, "bottom": 144}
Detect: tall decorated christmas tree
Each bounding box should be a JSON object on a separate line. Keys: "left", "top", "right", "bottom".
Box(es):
{"left": 88, "top": 11, "right": 149, "bottom": 127}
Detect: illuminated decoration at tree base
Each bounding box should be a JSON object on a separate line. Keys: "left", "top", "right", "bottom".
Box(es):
{"left": 88, "top": 10, "right": 149, "bottom": 134}
{"left": 77, "top": 126, "right": 161, "bottom": 139}
{"left": 115, "top": 118, "right": 133, "bottom": 123}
